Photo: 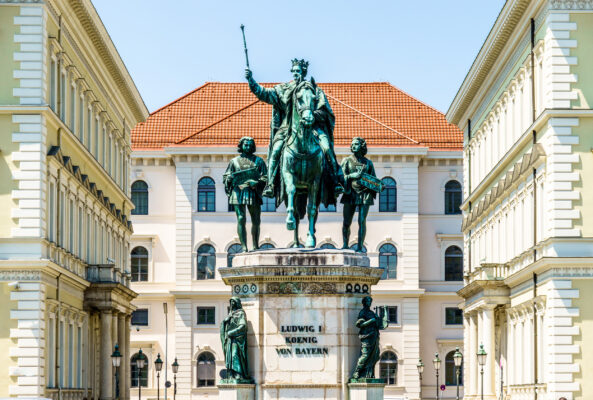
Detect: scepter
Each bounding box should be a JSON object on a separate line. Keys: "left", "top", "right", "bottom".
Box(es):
{"left": 240, "top": 24, "right": 250, "bottom": 69}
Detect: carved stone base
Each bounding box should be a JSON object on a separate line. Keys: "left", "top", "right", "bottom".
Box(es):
{"left": 348, "top": 381, "right": 386, "bottom": 400}
{"left": 217, "top": 383, "right": 255, "bottom": 400}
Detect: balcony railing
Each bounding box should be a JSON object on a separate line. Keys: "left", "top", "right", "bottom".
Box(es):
{"left": 46, "top": 388, "right": 88, "bottom": 400}
{"left": 507, "top": 383, "right": 547, "bottom": 400}
{"left": 470, "top": 262, "right": 509, "bottom": 282}
{"left": 87, "top": 263, "right": 130, "bottom": 287}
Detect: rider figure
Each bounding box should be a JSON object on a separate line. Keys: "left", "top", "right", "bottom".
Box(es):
{"left": 245, "top": 59, "right": 344, "bottom": 198}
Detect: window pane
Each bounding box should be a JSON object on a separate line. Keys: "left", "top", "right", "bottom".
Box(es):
{"left": 131, "top": 309, "right": 149, "bottom": 326}
{"left": 379, "top": 244, "right": 397, "bottom": 279}
{"left": 320, "top": 243, "right": 336, "bottom": 249}
{"left": 380, "top": 351, "right": 397, "bottom": 385}
{"left": 379, "top": 178, "right": 397, "bottom": 212}
{"left": 260, "top": 243, "right": 275, "bottom": 250}
{"left": 227, "top": 244, "right": 243, "bottom": 268}
{"left": 445, "top": 308, "right": 463, "bottom": 325}
{"left": 131, "top": 353, "right": 148, "bottom": 387}
{"left": 131, "top": 181, "right": 149, "bottom": 215}
{"left": 445, "top": 180, "right": 462, "bottom": 215}
{"left": 198, "top": 177, "right": 216, "bottom": 212}
{"left": 197, "top": 352, "right": 215, "bottom": 387}
{"left": 319, "top": 203, "right": 336, "bottom": 212}
{"left": 197, "top": 307, "right": 215, "bottom": 325}
{"left": 386, "top": 306, "right": 398, "bottom": 324}
{"left": 131, "top": 246, "right": 148, "bottom": 282}
{"left": 262, "top": 196, "right": 276, "bottom": 212}
{"left": 197, "top": 245, "right": 215, "bottom": 280}
{"left": 445, "top": 246, "right": 463, "bottom": 281}
{"left": 445, "top": 351, "right": 463, "bottom": 385}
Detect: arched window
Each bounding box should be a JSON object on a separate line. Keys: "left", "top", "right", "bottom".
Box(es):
{"left": 197, "top": 244, "right": 215, "bottom": 280}
{"left": 320, "top": 243, "right": 336, "bottom": 249}
{"left": 379, "top": 178, "right": 397, "bottom": 212}
{"left": 130, "top": 352, "right": 148, "bottom": 387}
{"left": 379, "top": 351, "right": 398, "bottom": 385}
{"left": 197, "top": 177, "right": 216, "bottom": 212}
{"left": 227, "top": 244, "right": 243, "bottom": 268}
{"left": 445, "top": 180, "right": 462, "bottom": 215}
{"left": 445, "top": 350, "right": 463, "bottom": 385}
{"left": 131, "top": 181, "right": 148, "bottom": 215}
{"left": 131, "top": 246, "right": 148, "bottom": 282}
{"left": 445, "top": 246, "right": 463, "bottom": 281}
{"left": 379, "top": 244, "right": 397, "bottom": 280}
{"left": 349, "top": 243, "right": 367, "bottom": 253}
{"left": 260, "top": 243, "right": 275, "bottom": 250}
{"left": 197, "top": 352, "right": 215, "bottom": 387}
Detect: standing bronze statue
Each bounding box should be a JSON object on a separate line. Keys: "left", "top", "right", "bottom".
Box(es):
{"left": 223, "top": 137, "right": 267, "bottom": 252}
{"left": 220, "top": 297, "right": 252, "bottom": 382}
{"left": 351, "top": 296, "right": 389, "bottom": 381}
{"left": 245, "top": 60, "right": 343, "bottom": 248}
{"left": 341, "top": 137, "right": 382, "bottom": 252}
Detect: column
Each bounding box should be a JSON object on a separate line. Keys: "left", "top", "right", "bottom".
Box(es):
{"left": 118, "top": 313, "right": 126, "bottom": 400}
{"left": 469, "top": 312, "right": 477, "bottom": 397}
{"left": 463, "top": 313, "right": 470, "bottom": 398}
{"left": 125, "top": 315, "right": 131, "bottom": 400}
{"left": 101, "top": 310, "right": 113, "bottom": 400}
{"left": 483, "top": 306, "right": 496, "bottom": 398}
{"left": 112, "top": 313, "right": 118, "bottom": 398}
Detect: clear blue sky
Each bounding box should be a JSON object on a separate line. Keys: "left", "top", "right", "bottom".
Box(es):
{"left": 94, "top": 0, "right": 505, "bottom": 114}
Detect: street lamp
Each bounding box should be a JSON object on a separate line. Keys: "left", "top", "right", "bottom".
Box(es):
{"left": 111, "top": 344, "right": 122, "bottom": 400}
{"left": 433, "top": 352, "right": 441, "bottom": 400}
{"left": 477, "top": 344, "right": 487, "bottom": 400}
{"left": 417, "top": 359, "right": 424, "bottom": 396}
{"left": 172, "top": 357, "right": 179, "bottom": 400}
{"left": 453, "top": 347, "right": 463, "bottom": 400}
{"left": 136, "top": 349, "right": 147, "bottom": 400}
{"left": 155, "top": 353, "right": 163, "bottom": 400}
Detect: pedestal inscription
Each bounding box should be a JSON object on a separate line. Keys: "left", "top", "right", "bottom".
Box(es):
{"left": 219, "top": 249, "right": 383, "bottom": 400}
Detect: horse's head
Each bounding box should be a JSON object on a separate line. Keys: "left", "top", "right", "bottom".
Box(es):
{"left": 294, "top": 80, "right": 317, "bottom": 127}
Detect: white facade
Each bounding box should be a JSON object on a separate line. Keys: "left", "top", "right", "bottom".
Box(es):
{"left": 128, "top": 146, "right": 464, "bottom": 400}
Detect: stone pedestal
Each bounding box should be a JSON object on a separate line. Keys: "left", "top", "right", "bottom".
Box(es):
{"left": 348, "top": 381, "right": 386, "bottom": 400}
{"left": 218, "top": 383, "right": 256, "bottom": 400}
{"left": 219, "top": 249, "right": 382, "bottom": 400}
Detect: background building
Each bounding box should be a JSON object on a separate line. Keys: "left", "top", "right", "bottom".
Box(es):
{"left": 129, "top": 82, "right": 464, "bottom": 400}
{"left": 0, "top": 0, "right": 147, "bottom": 399}
{"left": 447, "top": 0, "right": 593, "bottom": 399}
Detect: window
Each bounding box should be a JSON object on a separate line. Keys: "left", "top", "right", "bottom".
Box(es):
{"left": 68, "top": 324, "right": 73, "bottom": 387}
{"left": 69, "top": 199, "right": 74, "bottom": 252}
{"left": 131, "top": 246, "right": 148, "bottom": 282}
{"left": 379, "top": 177, "right": 397, "bottom": 212}
{"left": 131, "top": 180, "right": 149, "bottom": 215}
{"left": 227, "top": 244, "right": 243, "bottom": 268}
{"left": 445, "top": 350, "right": 463, "bottom": 385}
{"left": 48, "top": 318, "right": 55, "bottom": 387}
{"left": 48, "top": 182, "right": 56, "bottom": 242}
{"left": 445, "top": 246, "right": 463, "bottom": 281}
{"left": 260, "top": 243, "right": 275, "bottom": 250}
{"left": 379, "top": 244, "right": 397, "bottom": 279}
{"left": 197, "top": 352, "right": 215, "bottom": 387}
{"left": 77, "top": 326, "right": 82, "bottom": 388}
{"left": 59, "top": 72, "right": 66, "bottom": 121}
{"left": 319, "top": 203, "right": 336, "bottom": 212}
{"left": 197, "top": 244, "right": 215, "bottom": 280}
{"left": 320, "top": 243, "right": 336, "bottom": 249}
{"left": 86, "top": 107, "right": 92, "bottom": 150}
{"left": 131, "top": 309, "right": 149, "bottom": 326}
{"left": 69, "top": 80, "right": 76, "bottom": 130}
{"left": 262, "top": 196, "right": 276, "bottom": 212}
{"left": 349, "top": 243, "right": 367, "bottom": 253}
{"left": 78, "top": 95, "right": 84, "bottom": 144}
{"left": 379, "top": 351, "right": 397, "bottom": 385}
{"left": 385, "top": 306, "right": 398, "bottom": 324}
{"left": 445, "top": 180, "right": 462, "bottom": 215}
{"left": 445, "top": 307, "right": 463, "bottom": 325}
{"left": 198, "top": 177, "right": 216, "bottom": 212}
{"left": 197, "top": 307, "right": 215, "bottom": 325}
{"left": 59, "top": 321, "right": 64, "bottom": 386}
{"left": 50, "top": 58, "right": 57, "bottom": 111}
{"left": 131, "top": 352, "right": 148, "bottom": 387}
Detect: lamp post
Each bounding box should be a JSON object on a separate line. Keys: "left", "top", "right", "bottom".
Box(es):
{"left": 111, "top": 344, "right": 122, "bottom": 400}
{"left": 417, "top": 358, "right": 424, "bottom": 397}
{"left": 453, "top": 347, "right": 463, "bottom": 400}
{"left": 136, "top": 349, "right": 147, "bottom": 400}
{"left": 172, "top": 357, "right": 179, "bottom": 400}
{"left": 155, "top": 353, "right": 163, "bottom": 400}
{"left": 477, "top": 344, "right": 487, "bottom": 400}
{"left": 433, "top": 352, "right": 441, "bottom": 400}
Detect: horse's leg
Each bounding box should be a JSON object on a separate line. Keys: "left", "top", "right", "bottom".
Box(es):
{"left": 292, "top": 219, "right": 300, "bottom": 248}
{"left": 305, "top": 179, "right": 319, "bottom": 248}
{"left": 284, "top": 167, "right": 297, "bottom": 231}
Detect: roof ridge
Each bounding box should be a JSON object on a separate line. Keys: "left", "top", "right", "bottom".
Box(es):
{"left": 324, "top": 93, "right": 420, "bottom": 145}
{"left": 149, "top": 82, "right": 212, "bottom": 115}
{"left": 174, "top": 98, "right": 261, "bottom": 145}
{"left": 384, "top": 82, "right": 448, "bottom": 116}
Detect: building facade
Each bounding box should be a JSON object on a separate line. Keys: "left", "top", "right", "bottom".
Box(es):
{"left": 447, "top": 0, "right": 593, "bottom": 399}
{"left": 0, "top": 0, "right": 148, "bottom": 399}
{"left": 129, "top": 82, "right": 465, "bottom": 400}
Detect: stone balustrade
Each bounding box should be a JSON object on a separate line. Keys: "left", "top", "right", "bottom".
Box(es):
{"left": 506, "top": 383, "right": 547, "bottom": 400}
{"left": 87, "top": 263, "right": 130, "bottom": 287}
{"left": 470, "top": 262, "right": 509, "bottom": 282}
{"left": 46, "top": 388, "right": 88, "bottom": 400}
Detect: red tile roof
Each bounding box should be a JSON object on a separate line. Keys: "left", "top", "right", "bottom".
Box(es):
{"left": 131, "top": 82, "right": 462, "bottom": 151}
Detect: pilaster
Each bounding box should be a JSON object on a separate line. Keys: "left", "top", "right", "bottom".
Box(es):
{"left": 174, "top": 165, "right": 193, "bottom": 288}
{"left": 401, "top": 297, "right": 420, "bottom": 399}
{"left": 174, "top": 299, "right": 193, "bottom": 400}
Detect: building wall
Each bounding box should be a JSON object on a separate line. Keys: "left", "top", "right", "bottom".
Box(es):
{"left": 129, "top": 150, "right": 464, "bottom": 400}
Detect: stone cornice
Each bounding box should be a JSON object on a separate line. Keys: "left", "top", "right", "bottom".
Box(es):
{"left": 504, "top": 256, "right": 593, "bottom": 287}
{"left": 446, "top": 0, "right": 532, "bottom": 126}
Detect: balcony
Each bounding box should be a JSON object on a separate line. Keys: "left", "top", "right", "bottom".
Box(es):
{"left": 46, "top": 388, "right": 88, "bottom": 400}
{"left": 507, "top": 383, "right": 547, "bottom": 400}
{"left": 470, "top": 262, "right": 508, "bottom": 282}
{"left": 87, "top": 263, "right": 130, "bottom": 287}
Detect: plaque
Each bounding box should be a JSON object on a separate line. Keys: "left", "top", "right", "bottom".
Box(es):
{"left": 232, "top": 167, "right": 260, "bottom": 188}
{"left": 359, "top": 173, "right": 384, "bottom": 192}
